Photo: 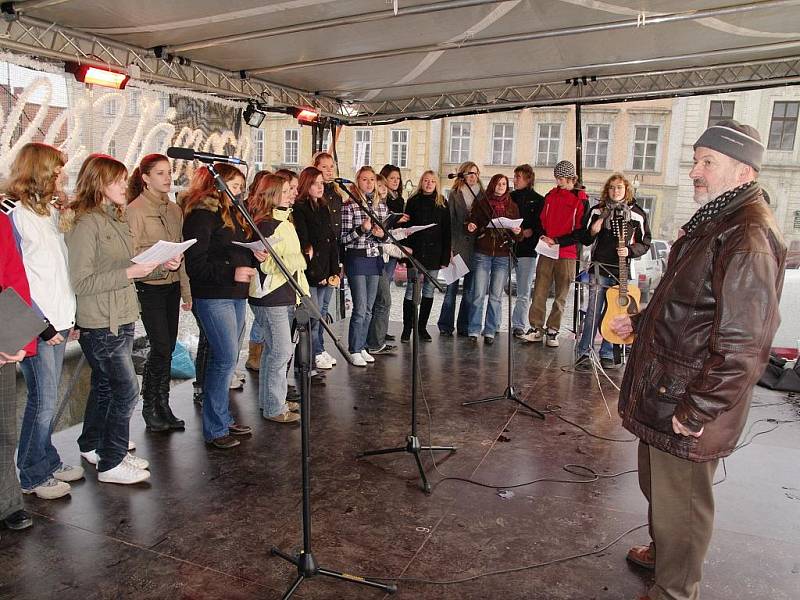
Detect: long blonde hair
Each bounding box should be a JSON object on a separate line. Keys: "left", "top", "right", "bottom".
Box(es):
{"left": 2, "top": 143, "right": 66, "bottom": 216}
{"left": 414, "top": 170, "right": 446, "bottom": 207}
{"left": 451, "top": 161, "right": 483, "bottom": 194}
{"left": 249, "top": 174, "right": 287, "bottom": 224}
{"left": 348, "top": 166, "right": 379, "bottom": 208}
{"left": 72, "top": 156, "right": 128, "bottom": 222}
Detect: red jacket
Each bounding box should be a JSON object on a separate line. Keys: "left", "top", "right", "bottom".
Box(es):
{"left": 0, "top": 212, "right": 37, "bottom": 356}
{"left": 540, "top": 186, "right": 587, "bottom": 259}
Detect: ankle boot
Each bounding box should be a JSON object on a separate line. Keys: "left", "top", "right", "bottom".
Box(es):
{"left": 418, "top": 296, "right": 434, "bottom": 342}
{"left": 142, "top": 365, "right": 170, "bottom": 432}
{"left": 400, "top": 299, "right": 414, "bottom": 342}
{"left": 156, "top": 369, "right": 185, "bottom": 430}
{"left": 245, "top": 342, "right": 263, "bottom": 371}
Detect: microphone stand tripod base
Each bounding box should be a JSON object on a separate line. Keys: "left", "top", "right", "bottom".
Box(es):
{"left": 462, "top": 384, "right": 545, "bottom": 419}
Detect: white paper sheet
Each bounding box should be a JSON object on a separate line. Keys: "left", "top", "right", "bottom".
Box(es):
{"left": 535, "top": 238, "right": 560, "bottom": 260}
{"left": 131, "top": 239, "right": 196, "bottom": 264}
{"left": 489, "top": 217, "right": 523, "bottom": 229}
{"left": 392, "top": 223, "right": 436, "bottom": 240}
{"left": 232, "top": 235, "right": 282, "bottom": 252}
{"left": 439, "top": 254, "right": 470, "bottom": 285}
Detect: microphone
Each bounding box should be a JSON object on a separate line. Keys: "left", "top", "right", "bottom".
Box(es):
{"left": 334, "top": 177, "right": 353, "bottom": 184}
{"left": 447, "top": 172, "right": 465, "bottom": 179}
{"left": 167, "top": 147, "right": 247, "bottom": 165}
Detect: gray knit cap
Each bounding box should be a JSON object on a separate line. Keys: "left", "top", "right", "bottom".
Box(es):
{"left": 554, "top": 160, "right": 576, "bottom": 179}
{"left": 694, "top": 119, "right": 764, "bottom": 172}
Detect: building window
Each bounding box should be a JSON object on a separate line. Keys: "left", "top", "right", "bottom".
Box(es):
{"left": 708, "top": 100, "right": 734, "bottom": 127}
{"left": 536, "top": 123, "right": 561, "bottom": 166}
{"left": 448, "top": 122, "right": 471, "bottom": 164}
{"left": 104, "top": 97, "right": 119, "bottom": 117}
{"left": 390, "top": 129, "right": 409, "bottom": 168}
{"left": 353, "top": 129, "right": 371, "bottom": 168}
{"left": 284, "top": 129, "right": 299, "bottom": 165}
{"left": 321, "top": 129, "right": 332, "bottom": 150}
{"left": 632, "top": 126, "right": 659, "bottom": 171}
{"left": 107, "top": 138, "right": 116, "bottom": 157}
{"left": 159, "top": 95, "right": 170, "bottom": 117}
{"left": 584, "top": 124, "right": 610, "bottom": 169}
{"left": 252, "top": 128, "right": 265, "bottom": 164}
{"left": 637, "top": 194, "right": 656, "bottom": 216}
{"left": 128, "top": 90, "right": 141, "bottom": 117}
{"left": 768, "top": 101, "right": 799, "bottom": 151}
{"left": 491, "top": 123, "right": 514, "bottom": 165}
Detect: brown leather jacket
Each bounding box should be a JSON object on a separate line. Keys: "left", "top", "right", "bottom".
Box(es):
{"left": 619, "top": 184, "right": 786, "bottom": 462}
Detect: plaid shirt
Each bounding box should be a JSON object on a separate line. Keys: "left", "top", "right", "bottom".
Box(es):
{"left": 340, "top": 199, "right": 388, "bottom": 257}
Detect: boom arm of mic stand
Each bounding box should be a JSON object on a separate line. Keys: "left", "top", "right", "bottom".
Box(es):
{"left": 207, "top": 164, "right": 353, "bottom": 365}
{"left": 335, "top": 182, "right": 443, "bottom": 294}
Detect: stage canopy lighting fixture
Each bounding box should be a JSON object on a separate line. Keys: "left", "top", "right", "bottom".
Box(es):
{"left": 243, "top": 102, "right": 266, "bottom": 128}
{"left": 66, "top": 63, "right": 130, "bottom": 89}
{"left": 291, "top": 107, "right": 320, "bottom": 125}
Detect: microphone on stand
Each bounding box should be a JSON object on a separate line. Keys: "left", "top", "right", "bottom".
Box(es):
{"left": 334, "top": 177, "right": 353, "bottom": 185}
{"left": 167, "top": 147, "right": 247, "bottom": 165}
{"left": 447, "top": 172, "right": 465, "bottom": 179}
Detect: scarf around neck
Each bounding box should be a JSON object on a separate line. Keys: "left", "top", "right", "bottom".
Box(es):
{"left": 682, "top": 180, "right": 756, "bottom": 235}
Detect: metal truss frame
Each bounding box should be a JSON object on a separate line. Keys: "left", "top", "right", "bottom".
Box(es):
{"left": 1, "top": 10, "right": 799, "bottom": 125}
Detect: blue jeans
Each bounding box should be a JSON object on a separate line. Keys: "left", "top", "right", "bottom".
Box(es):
{"left": 576, "top": 274, "right": 615, "bottom": 360}
{"left": 17, "top": 331, "right": 69, "bottom": 489}
{"left": 468, "top": 253, "right": 510, "bottom": 337}
{"left": 77, "top": 324, "right": 139, "bottom": 472}
{"left": 366, "top": 258, "right": 397, "bottom": 350}
{"left": 348, "top": 275, "right": 379, "bottom": 354}
{"left": 249, "top": 306, "right": 264, "bottom": 344}
{"left": 438, "top": 271, "right": 474, "bottom": 334}
{"left": 316, "top": 284, "right": 334, "bottom": 354}
{"left": 404, "top": 267, "right": 439, "bottom": 300}
{"left": 252, "top": 305, "right": 295, "bottom": 417}
{"left": 194, "top": 298, "right": 246, "bottom": 441}
{"left": 512, "top": 256, "right": 537, "bottom": 332}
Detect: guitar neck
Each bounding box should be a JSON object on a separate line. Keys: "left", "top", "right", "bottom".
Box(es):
{"left": 616, "top": 219, "right": 628, "bottom": 296}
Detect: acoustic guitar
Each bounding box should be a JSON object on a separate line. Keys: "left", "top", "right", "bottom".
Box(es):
{"left": 599, "top": 212, "right": 640, "bottom": 345}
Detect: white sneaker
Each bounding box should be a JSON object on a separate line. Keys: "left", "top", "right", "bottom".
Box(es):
{"left": 229, "top": 375, "right": 244, "bottom": 390}
{"left": 546, "top": 329, "right": 560, "bottom": 347}
{"left": 128, "top": 440, "right": 136, "bottom": 451}
{"left": 360, "top": 350, "right": 375, "bottom": 363}
{"left": 80, "top": 449, "right": 99, "bottom": 465}
{"left": 53, "top": 464, "right": 85, "bottom": 482}
{"left": 235, "top": 369, "right": 246, "bottom": 382}
{"left": 350, "top": 352, "right": 367, "bottom": 367}
{"left": 124, "top": 453, "right": 150, "bottom": 470}
{"left": 315, "top": 354, "right": 333, "bottom": 370}
{"left": 321, "top": 351, "right": 337, "bottom": 366}
{"left": 521, "top": 329, "right": 545, "bottom": 343}
{"left": 98, "top": 461, "right": 150, "bottom": 485}
{"left": 22, "top": 477, "right": 71, "bottom": 499}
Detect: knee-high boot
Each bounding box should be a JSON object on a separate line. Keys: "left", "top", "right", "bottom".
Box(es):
{"left": 400, "top": 299, "right": 414, "bottom": 343}
{"left": 142, "top": 364, "right": 170, "bottom": 432}
{"left": 157, "top": 369, "right": 185, "bottom": 430}
{"left": 418, "top": 296, "right": 434, "bottom": 342}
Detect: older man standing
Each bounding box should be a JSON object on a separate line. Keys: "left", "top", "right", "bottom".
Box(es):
{"left": 612, "top": 120, "right": 786, "bottom": 600}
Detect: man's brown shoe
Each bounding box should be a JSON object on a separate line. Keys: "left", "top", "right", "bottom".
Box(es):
{"left": 228, "top": 423, "right": 252, "bottom": 436}
{"left": 208, "top": 435, "right": 240, "bottom": 449}
{"left": 626, "top": 544, "right": 655, "bottom": 570}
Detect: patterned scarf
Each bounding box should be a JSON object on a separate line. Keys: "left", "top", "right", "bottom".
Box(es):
{"left": 682, "top": 181, "right": 756, "bottom": 235}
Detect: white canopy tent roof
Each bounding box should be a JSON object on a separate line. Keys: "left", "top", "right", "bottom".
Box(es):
{"left": 2, "top": 0, "right": 799, "bottom": 123}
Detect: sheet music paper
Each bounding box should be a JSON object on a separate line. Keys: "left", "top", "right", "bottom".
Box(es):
{"left": 131, "top": 239, "right": 196, "bottom": 264}
{"left": 489, "top": 217, "right": 523, "bottom": 229}
{"left": 535, "top": 238, "right": 559, "bottom": 260}
{"left": 232, "top": 234, "right": 282, "bottom": 252}
{"left": 439, "top": 254, "right": 470, "bottom": 285}
{"left": 391, "top": 223, "right": 436, "bottom": 240}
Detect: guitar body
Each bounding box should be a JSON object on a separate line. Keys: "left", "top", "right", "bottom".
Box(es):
{"left": 600, "top": 284, "right": 640, "bottom": 345}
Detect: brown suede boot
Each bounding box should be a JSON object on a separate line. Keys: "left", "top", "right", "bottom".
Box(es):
{"left": 245, "top": 342, "right": 263, "bottom": 371}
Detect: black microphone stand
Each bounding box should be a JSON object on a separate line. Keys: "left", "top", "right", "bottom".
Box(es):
{"left": 338, "top": 182, "right": 456, "bottom": 494}
{"left": 206, "top": 164, "right": 396, "bottom": 599}
{"left": 458, "top": 182, "right": 545, "bottom": 418}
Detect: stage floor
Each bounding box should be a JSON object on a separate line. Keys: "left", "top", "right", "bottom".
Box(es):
{"left": 2, "top": 324, "right": 799, "bottom": 600}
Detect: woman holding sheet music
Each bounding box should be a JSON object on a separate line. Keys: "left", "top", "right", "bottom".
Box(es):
{"left": 126, "top": 154, "right": 191, "bottom": 433}
{"left": 400, "top": 171, "right": 451, "bottom": 343}
{"left": 465, "top": 174, "right": 522, "bottom": 344}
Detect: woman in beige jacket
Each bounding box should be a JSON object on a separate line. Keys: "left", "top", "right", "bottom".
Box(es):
{"left": 126, "top": 154, "right": 191, "bottom": 433}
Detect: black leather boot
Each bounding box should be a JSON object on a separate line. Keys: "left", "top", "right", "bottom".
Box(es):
{"left": 142, "top": 364, "right": 170, "bottom": 432}
{"left": 400, "top": 299, "right": 414, "bottom": 343}
{"left": 418, "top": 296, "right": 434, "bottom": 341}
{"left": 156, "top": 369, "right": 185, "bottom": 430}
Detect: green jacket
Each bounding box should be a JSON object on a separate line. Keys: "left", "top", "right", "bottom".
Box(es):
{"left": 65, "top": 205, "right": 139, "bottom": 334}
